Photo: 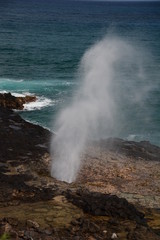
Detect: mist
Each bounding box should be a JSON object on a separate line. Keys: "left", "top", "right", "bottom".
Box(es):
{"left": 50, "top": 35, "right": 150, "bottom": 183}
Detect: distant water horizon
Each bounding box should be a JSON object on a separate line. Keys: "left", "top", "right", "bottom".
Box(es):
{"left": 0, "top": 0, "right": 160, "bottom": 146}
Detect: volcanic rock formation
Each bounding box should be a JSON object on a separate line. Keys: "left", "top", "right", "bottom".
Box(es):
{"left": 0, "top": 92, "right": 36, "bottom": 110}
{"left": 0, "top": 107, "right": 160, "bottom": 239}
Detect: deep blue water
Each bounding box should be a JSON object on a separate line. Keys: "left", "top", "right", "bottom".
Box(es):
{"left": 0, "top": 0, "right": 160, "bottom": 145}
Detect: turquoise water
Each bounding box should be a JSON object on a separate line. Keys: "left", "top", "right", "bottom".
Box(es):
{"left": 0, "top": 0, "right": 160, "bottom": 146}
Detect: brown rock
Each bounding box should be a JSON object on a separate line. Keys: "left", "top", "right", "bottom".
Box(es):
{"left": 44, "top": 237, "right": 54, "bottom": 240}
{"left": 0, "top": 108, "right": 160, "bottom": 240}
{"left": 26, "top": 219, "right": 40, "bottom": 229}
{"left": 87, "top": 236, "right": 96, "bottom": 240}
{"left": 9, "top": 230, "right": 18, "bottom": 240}
{"left": 66, "top": 189, "right": 145, "bottom": 225}
{"left": 18, "top": 230, "right": 25, "bottom": 237}
{"left": 0, "top": 92, "right": 36, "bottom": 110}
{"left": 4, "top": 223, "right": 12, "bottom": 233}
{"left": 7, "top": 218, "right": 18, "bottom": 227}
{"left": 44, "top": 228, "right": 53, "bottom": 235}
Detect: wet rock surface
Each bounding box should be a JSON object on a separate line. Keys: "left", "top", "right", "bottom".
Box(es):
{"left": 65, "top": 189, "right": 146, "bottom": 225}
{"left": 0, "top": 92, "right": 36, "bottom": 110}
{"left": 0, "top": 107, "right": 160, "bottom": 239}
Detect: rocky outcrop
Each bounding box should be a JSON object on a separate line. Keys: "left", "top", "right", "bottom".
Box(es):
{"left": 0, "top": 107, "right": 53, "bottom": 205}
{"left": 0, "top": 107, "right": 160, "bottom": 239}
{"left": 0, "top": 107, "right": 50, "bottom": 162}
{"left": 66, "top": 189, "right": 146, "bottom": 224}
{"left": 0, "top": 92, "right": 36, "bottom": 110}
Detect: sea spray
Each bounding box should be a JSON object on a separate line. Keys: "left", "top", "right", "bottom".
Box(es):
{"left": 50, "top": 35, "right": 148, "bottom": 183}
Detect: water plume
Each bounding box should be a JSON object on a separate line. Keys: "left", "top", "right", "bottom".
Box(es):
{"left": 50, "top": 35, "right": 148, "bottom": 183}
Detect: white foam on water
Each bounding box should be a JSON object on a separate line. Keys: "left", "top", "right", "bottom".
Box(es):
{"left": 11, "top": 92, "right": 26, "bottom": 97}
{"left": 23, "top": 96, "right": 53, "bottom": 111}
{"left": 126, "top": 134, "right": 138, "bottom": 141}
{"left": 126, "top": 133, "right": 152, "bottom": 142}
{"left": 0, "top": 91, "right": 34, "bottom": 97}
{"left": 0, "top": 90, "right": 53, "bottom": 111}
{"left": 0, "top": 78, "right": 24, "bottom": 82}
{"left": 0, "top": 90, "right": 8, "bottom": 94}
{"left": 11, "top": 92, "right": 35, "bottom": 97}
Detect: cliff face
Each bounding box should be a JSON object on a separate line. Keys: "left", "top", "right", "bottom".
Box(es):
{"left": 0, "top": 106, "right": 160, "bottom": 240}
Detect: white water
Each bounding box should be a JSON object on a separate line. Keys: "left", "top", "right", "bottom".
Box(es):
{"left": 0, "top": 90, "right": 53, "bottom": 111}
{"left": 23, "top": 96, "right": 52, "bottom": 111}
{"left": 50, "top": 35, "right": 149, "bottom": 183}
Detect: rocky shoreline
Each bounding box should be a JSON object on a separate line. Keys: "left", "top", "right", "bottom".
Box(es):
{"left": 0, "top": 92, "right": 36, "bottom": 110}
{"left": 0, "top": 106, "right": 160, "bottom": 239}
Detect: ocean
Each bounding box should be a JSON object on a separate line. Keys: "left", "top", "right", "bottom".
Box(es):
{"left": 0, "top": 0, "right": 160, "bottom": 146}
